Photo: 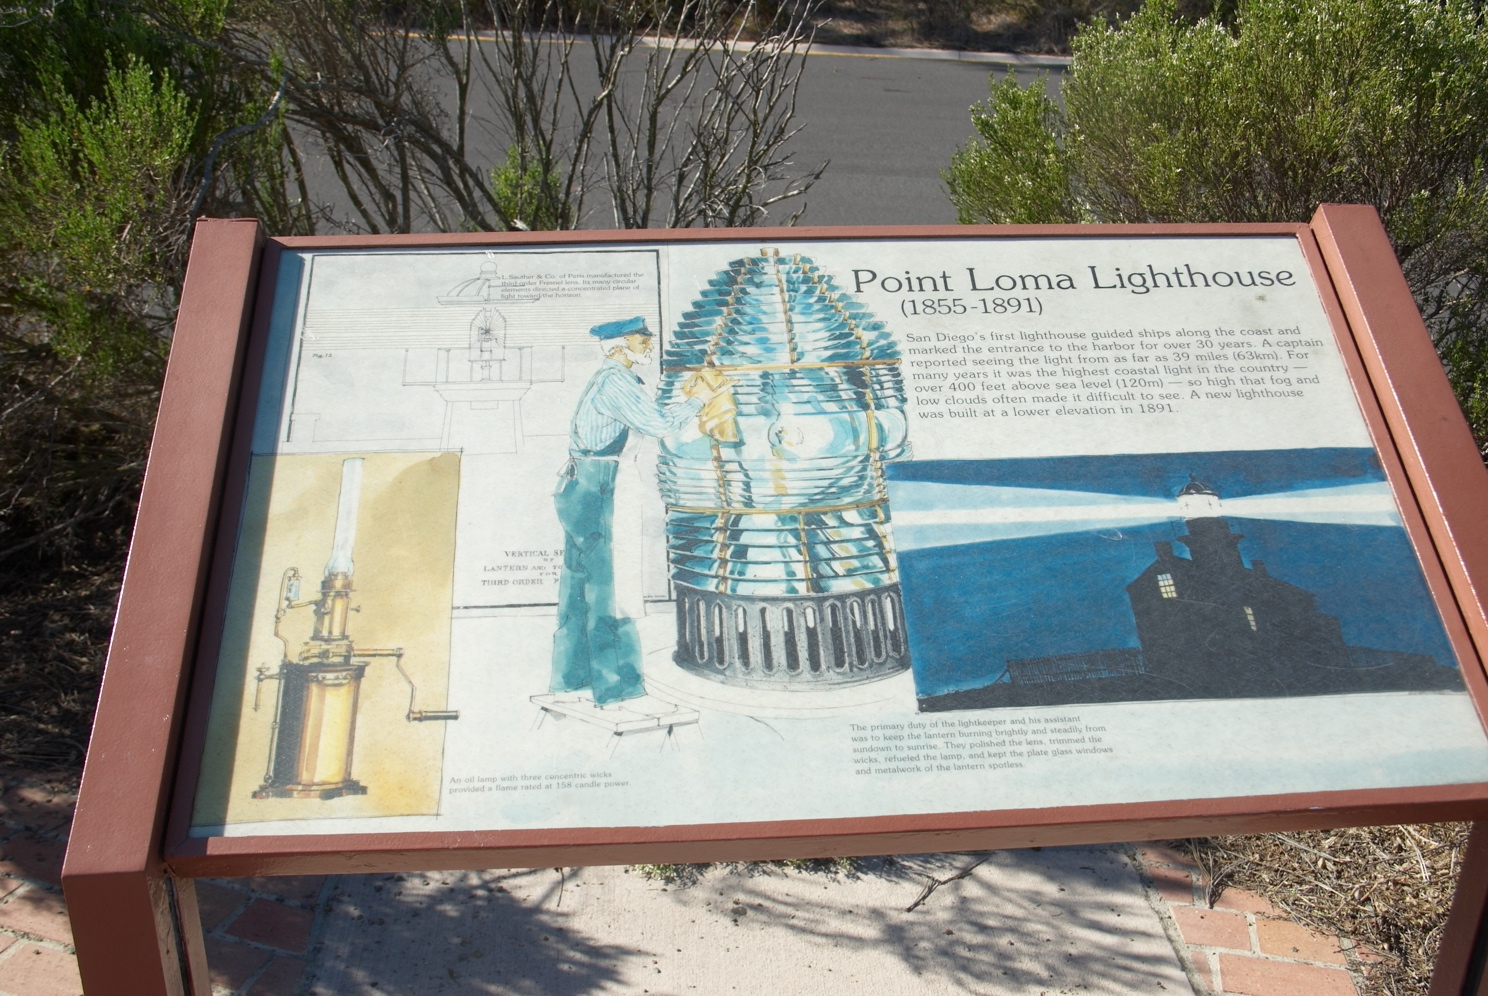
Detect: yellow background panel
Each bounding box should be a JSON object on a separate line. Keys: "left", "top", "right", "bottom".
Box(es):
{"left": 192, "top": 451, "right": 460, "bottom": 826}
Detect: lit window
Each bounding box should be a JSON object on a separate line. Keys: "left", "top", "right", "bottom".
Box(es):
{"left": 1157, "top": 573, "right": 1177, "bottom": 599}
{"left": 1244, "top": 606, "right": 1257, "bottom": 631}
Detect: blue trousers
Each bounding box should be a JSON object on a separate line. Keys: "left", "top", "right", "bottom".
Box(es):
{"left": 550, "top": 457, "right": 645, "bottom": 704}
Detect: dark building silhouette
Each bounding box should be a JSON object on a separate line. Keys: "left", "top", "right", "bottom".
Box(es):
{"left": 1128, "top": 479, "right": 1355, "bottom": 698}
{"left": 921, "top": 480, "right": 1461, "bottom": 712}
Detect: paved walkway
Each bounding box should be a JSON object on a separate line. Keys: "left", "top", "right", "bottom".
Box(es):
{"left": 0, "top": 767, "right": 1376, "bottom": 996}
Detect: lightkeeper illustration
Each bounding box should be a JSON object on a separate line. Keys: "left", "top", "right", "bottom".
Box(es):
{"left": 546, "top": 316, "right": 722, "bottom": 712}
{"left": 656, "top": 249, "right": 913, "bottom": 687}
{"left": 253, "top": 457, "right": 459, "bottom": 800}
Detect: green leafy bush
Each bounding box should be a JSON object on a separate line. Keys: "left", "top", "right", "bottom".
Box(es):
{"left": 945, "top": 0, "right": 1488, "bottom": 446}
{"left": 4, "top": 57, "right": 194, "bottom": 369}
{"left": 491, "top": 145, "right": 574, "bottom": 232}
{"left": 0, "top": 1, "right": 284, "bottom": 568}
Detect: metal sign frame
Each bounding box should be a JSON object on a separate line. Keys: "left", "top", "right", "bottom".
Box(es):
{"left": 60, "top": 206, "right": 1488, "bottom": 995}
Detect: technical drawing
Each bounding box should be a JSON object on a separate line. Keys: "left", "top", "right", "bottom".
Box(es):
{"left": 404, "top": 253, "right": 559, "bottom": 452}
{"left": 281, "top": 250, "right": 661, "bottom": 455}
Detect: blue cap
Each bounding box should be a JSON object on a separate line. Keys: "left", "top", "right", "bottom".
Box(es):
{"left": 589, "top": 316, "right": 651, "bottom": 340}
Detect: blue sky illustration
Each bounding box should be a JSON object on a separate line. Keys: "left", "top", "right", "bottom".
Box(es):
{"left": 885, "top": 448, "right": 1459, "bottom": 697}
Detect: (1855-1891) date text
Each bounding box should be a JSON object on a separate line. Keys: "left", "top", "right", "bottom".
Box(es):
{"left": 901, "top": 297, "right": 1044, "bottom": 318}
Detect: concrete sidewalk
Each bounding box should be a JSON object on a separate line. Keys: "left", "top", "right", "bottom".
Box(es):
{"left": 0, "top": 768, "right": 1373, "bottom": 996}
{"left": 307, "top": 849, "right": 1188, "bottom": 995}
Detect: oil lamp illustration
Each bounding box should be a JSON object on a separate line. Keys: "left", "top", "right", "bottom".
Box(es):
{"left": 253, "top": 457, "right": 458, "bottom": 800}
{"left": 656, "top": 249, "right": 912, "bottom": 688}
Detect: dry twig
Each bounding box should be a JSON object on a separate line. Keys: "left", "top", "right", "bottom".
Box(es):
{"left": 904, "top": 854, "right": 989, "bottom": 912}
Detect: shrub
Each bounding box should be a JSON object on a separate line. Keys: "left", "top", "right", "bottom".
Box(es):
{"left": 944, "top": 0, "right": 1488, "bottom": 446}
{"left": 0, "top": 1, "right": 287, "bottom": 564}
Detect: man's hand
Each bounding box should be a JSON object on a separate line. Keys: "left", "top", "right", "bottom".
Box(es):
{"left": 681, "top": 368, "right": 740, "bottom": 442}
{"left": 681, "top": 368, "right": 733, "bottom": 402}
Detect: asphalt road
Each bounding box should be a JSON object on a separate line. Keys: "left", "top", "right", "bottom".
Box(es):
{"left": 291, "top": 44, "right": 1065, "bottom": 232}
{"left": 783, "top": 52, "right": 1062, "bottom": 227}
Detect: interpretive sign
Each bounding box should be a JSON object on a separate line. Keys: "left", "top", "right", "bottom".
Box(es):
{"left": 184, "top": 230, "right": 1486, "bottom": 841}
{"left": 62, "top": 209, "right": 1488, "bottom": 996}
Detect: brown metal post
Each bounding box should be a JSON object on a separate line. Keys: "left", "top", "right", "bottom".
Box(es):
{"left": 1309, "top": 204, "right": 1488, "bottom": 996}
{"left": 1430, "top": 823, "right": 1488, "bottom": 995}
{"left": 62, "top": 218, "right": 264, "bottom": 996}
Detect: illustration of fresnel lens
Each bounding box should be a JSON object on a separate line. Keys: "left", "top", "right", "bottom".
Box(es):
{"left": 253, "top": 457, "right": 458, "bottom": 800}
{"left": 656, "top": 248, "right": 912, "bottom": 687}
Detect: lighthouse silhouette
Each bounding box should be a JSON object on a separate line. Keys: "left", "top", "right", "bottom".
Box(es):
{"left": 1127, "top": 478, "right": 1353, "bottom": 698}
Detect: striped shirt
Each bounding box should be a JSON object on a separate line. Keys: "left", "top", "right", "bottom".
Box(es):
{"left": 570, "top": 359, "right": 702, "bottom": 456}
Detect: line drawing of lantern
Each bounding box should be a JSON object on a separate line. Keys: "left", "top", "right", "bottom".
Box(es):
{"left": 655, "top": 249, "right": 912, "bottom": 689}
{"left": 252, "top": 457, "right": 458, "bottom": 800}
{"left": 401, "top": 252, "right": 556, "bottom": 453}
{"left": 434, "top": 251, "right": 541, "bottom": 385}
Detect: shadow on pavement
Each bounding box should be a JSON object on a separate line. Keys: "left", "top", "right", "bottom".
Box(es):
{"left": 302, "top": 846, "right": 1190, "bottom": 995}
{"left": 310, "top": 869, "right": 638, "bottom": 996}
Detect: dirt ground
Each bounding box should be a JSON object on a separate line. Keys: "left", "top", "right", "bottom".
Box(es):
{"left": 808, "top": 0, "right": 1120, "bottom": 53}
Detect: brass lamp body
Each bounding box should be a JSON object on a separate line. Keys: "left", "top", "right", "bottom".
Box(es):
{"left": 254, "top": 570, "right": 402, "bottom": 800}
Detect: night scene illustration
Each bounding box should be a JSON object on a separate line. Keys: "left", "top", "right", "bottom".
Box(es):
{"left": 887, "top": 448, "right": 1465, "bottom": 711}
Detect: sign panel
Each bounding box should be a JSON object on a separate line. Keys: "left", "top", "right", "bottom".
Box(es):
{"left": 184, "top": 231, "right": 1488, "bottom": 841}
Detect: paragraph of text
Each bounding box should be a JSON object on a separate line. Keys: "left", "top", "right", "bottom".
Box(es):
{"left": 849, "top": 714, "right": 1115, "bottom": 775}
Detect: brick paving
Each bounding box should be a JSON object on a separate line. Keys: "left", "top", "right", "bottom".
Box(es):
{"left": 0, "top": 769, "right": 322, "bottom": 996}
{"left": 0, "top": 767, "right": 1396, "bottom": 995}
{"left": 1133, "top": 841, "right": 1369, "bottom": 995}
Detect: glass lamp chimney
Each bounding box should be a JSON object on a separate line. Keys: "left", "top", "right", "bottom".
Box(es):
{"left": 325, "top": 457, "right": 363, "bottom": 578}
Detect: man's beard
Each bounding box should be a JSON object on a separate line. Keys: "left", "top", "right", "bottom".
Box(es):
{"left": 626, "top": 344, "right": 653, "bottom": 365}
